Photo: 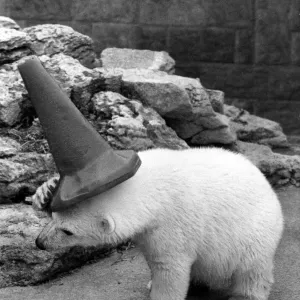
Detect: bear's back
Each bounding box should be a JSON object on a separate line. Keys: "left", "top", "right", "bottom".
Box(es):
{"left": 137, "top": 147, "right": 283, "bottom": 247}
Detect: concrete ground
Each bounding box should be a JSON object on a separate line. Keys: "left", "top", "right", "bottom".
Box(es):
{"left": 0, "top": 186, "right": 299, "bottom": 300}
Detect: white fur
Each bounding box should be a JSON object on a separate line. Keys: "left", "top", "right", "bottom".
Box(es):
{"left": 35, "top": 148, "right": 284, "bottom": 300}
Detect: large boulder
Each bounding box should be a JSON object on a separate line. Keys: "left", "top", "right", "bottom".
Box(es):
{"left": 113, "top": 69, "right": 236, "bottom": 146}
{"left": 91, "top": 91, "right": 188, "bottom": 150}
{"left": 24, "top": 24, "right": 99, "bottom": 68}
{"left": 101, "top": 48, "right": 175, "bottom": 74}
{"left": 225, "top": 105, "right": 288, "bottom": 148}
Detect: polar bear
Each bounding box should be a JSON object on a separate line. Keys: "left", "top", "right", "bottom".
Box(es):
{"left": 33, "top": 148, "right": 283, "bottom": 300}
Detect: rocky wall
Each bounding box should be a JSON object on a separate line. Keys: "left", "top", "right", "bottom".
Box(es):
{"left": 1, "top": 0, "right": 300, "bottom": 135}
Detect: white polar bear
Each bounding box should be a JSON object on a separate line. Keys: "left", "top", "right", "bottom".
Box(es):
{"left": 33, "top": 148, "right": 284, "bottom": 300}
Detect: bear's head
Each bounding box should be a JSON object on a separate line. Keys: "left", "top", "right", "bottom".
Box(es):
{"left": 35, "top": 197, "right": 118, "bottom": 251}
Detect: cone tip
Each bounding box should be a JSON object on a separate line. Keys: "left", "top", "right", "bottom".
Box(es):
{"left": 17, "top": 55, "right": 40, "bottom": 70}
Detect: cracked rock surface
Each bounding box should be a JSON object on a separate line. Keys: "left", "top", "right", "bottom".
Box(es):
{"left": 0, "top": 28, "right": 32, "bottom": 65}
{"left": 101, "top": 48, "right": 175, "bottom": 74}
{"left": 24, "top": 24, "right": 99, "bottom": 68}
{"left": 91, "top": 91, "right": 188, "bottom": 150}
{"left": 0, "top": 204, "right": 113, "bottom": 288}
{"left": 0, "top": 16, "right": 21, "bottom": 30}
{"left": 225, "top": 105, "right": 288, "bottom": 148}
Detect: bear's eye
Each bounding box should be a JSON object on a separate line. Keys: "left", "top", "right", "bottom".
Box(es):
{"left": 61, "top": 229, "right": 73, "bottom": 236}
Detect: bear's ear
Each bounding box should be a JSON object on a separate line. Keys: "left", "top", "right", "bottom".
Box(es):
{"left": 98, "top": 214, "right": 115, "bottom": 234}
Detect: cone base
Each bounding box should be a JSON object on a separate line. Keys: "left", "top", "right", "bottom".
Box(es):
{"left": 50, "top": 150, "right": 141, "bottom": 211}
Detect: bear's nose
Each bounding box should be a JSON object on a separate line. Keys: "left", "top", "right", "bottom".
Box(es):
{"left": 35, "top": 237, "right": 46, "bottom": 250}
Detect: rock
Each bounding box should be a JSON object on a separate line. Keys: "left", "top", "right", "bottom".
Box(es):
{"left": 98, "top": 67, "right": 123, "bottom": 92}
{"left": 38, "top": 54, "right": 104, "bottom": 113}
{"left": 4, "top": 118, "right": 49, "bottom": 154}
{"left": 119, "top": 69, "right": 236, "bottom": 145}
{"left": 0, "top": 136, "right": 21, "bottom": 157}
{"left": 1, "top": 53, "right": 188, "bottom": 151}
{"left": 0, "top": 28, "right": 31, "bottom": 65}
{"left": 225, "top": 105, "right": 289, "bottom": 148}
{"left": 10, "top": 90, "right": 188, "bottom": 154}
{"left": 0, "top": 53, "right": 104, "bottom": 126}
{"left": 101, "top": 48, "right": 175, "bottom": 74}
{"left": 0, "top": 152, "right": 56, "bottom": 204}
{"left": 206, "top": 89, "right": 224, "bottom": 114}
{"left": 0, "top": 65, "right": 29, "bottom": 126}
{"left": 0, "top": 204, "right": 113, "bottom": 288}
{"left": 91, "top": 91, "right": 188, "bottom": 150}
{"left": 0, "top": 16, "right": 21, "bottom": 30}
{"left": 237, "top": 141, "right": 300, "bottom": 186}
{"left": 190, "top": 127, "right": 236, "bottom": 145}
{"left": 24, "top": 24, "right": 99, "bottom": 68}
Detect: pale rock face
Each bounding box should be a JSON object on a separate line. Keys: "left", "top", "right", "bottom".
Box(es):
{"left": 24, "top": 24, "right": 99, "bottom": 68}
{"left": 0, "top": 16, "right": 21, "bottom": 30}
{"left": 35, "top": 148, "right": 283, "bottom": 300}
{"left": 38, "top": 54, "right": 103, "bottom": 111}
{"left": 0, "top": 136, "right": 21, "bottom": 157}
{"left": 91, "top": 91, "right": 188, "bottom": 150}
{"left": 0, "top": 67, "right": 27, "bottom": 126}
{"left": 0, "top": 28, "right": 31, "bottom": 64}
{"left": 101, "top": 48, "right": 175, "bottom": 74}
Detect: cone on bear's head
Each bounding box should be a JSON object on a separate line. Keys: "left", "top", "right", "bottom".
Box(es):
{"left": 18, "top": 56, "right": 141, "bottom": 212}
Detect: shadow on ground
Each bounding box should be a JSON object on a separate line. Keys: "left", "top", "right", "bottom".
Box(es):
{"left": 0, "top": 186, "right": 299, "bottom": 300}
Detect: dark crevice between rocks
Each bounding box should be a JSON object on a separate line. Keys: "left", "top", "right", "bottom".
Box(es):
{"left": 70, "top": 78, "right": 107, "bottom": 116}
{"left": 120, "top": 84, "right": 149, "bottom": 107}
{"left": 0, "top": 46, "right": 33, "bottom": 65}
{"left": 230, "top": 109, "right": 248, "bottom": 124}
{"left": 126, "top": 100, "right": 140, "bottom": 119}
{"left": 1, "top": 184, "right": 36, "bottom": 205}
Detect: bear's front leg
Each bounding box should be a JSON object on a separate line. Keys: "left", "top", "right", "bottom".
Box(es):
{"left": 148, "top": 259, "right": 192, "bottom": 300}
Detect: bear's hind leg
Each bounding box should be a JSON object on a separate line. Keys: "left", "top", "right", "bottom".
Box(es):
{"left": 149, "top": 259, "right": 193, "bottom": 300}
{"left": 228, "top": 263, "right": 274, "bottom": 300}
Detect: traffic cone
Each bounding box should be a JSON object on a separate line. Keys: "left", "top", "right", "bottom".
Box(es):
{"left": 18, "top": 56, "right": 141, "bottom": 212}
